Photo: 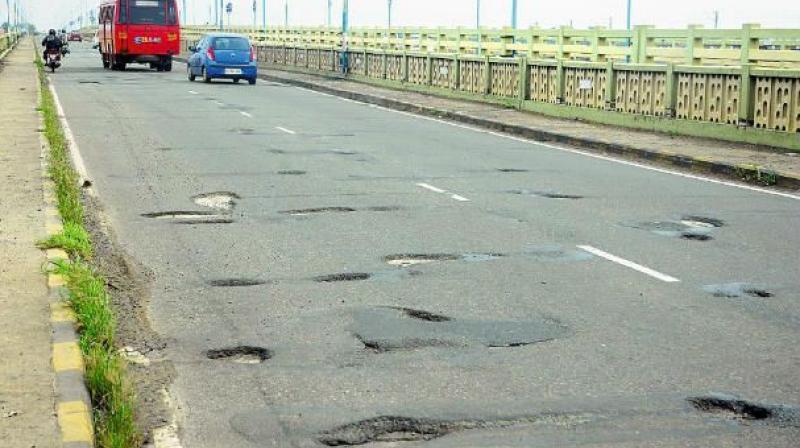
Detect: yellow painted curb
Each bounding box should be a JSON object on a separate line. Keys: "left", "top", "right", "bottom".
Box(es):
{"left": 53, "top": 341, "right": 84, "bottom": 372}
{"left": 51, "top": 302, "right": 76, "bottom": 323}
{"left": 57, "top": 401, "right": 94, "bottom": 443}
{"left": 46, "top": 248, "right": 69, "bottom": 262}
{"left": 48, "top": 273, "right": 66, "bottom": 289}
{"left": 46, "top": 207, "right": 61, "bottom": 217}
{"left": 46, "top": 221, "right": 64, "bottom": 236}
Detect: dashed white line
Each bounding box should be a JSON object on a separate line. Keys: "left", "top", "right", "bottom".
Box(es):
{"left": 416, "top": 182, "right": 446, "bottom": 193}
{"left": 276, "top": 126, "right": 296, "bottom": 135}
{"left": 188, "top": 90, "right": 198, "bottom": 95}
{"left": 214, "top": 100, "right": 224, "bottom": 106}
{"left": 240, "top": 111, "right": 253, "bottom": 118}
{"left": 416, "top": 183, "right": 470, "bottom": 202}
{"left": 577, "top": 245, "right": 680, "bottom": 283}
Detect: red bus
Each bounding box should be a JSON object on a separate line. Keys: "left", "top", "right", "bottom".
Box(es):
{"left": 98, "top": 0, "right": 180, "bottom": 71}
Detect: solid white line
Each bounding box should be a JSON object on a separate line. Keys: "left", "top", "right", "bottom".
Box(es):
{"left": 214, "top": 100, "right": 224, "bottom": 106}
{"left": 450, "top": 194, "right": 471, "bottom": 202}
{"left": 416, "top": 182, "right": 446, "bottom": 193}
{"left": 367, "top": 103, "right": 800, "bottom": 201}
{"left": 577, "top": 245, "right": 680, "bottom": 283}
{"left": 276, "top": 126, "right": 296, "bottom": 135}
{"left": 188, "top": 90, "right": 198, "bottom": 95}
{"left": 48, "top": 82, "right": 94, "bottom": 195}
{"left": 239, "top": 111, "right": 253, "bottom": 118}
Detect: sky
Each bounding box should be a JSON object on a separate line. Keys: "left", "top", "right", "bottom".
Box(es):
{"left": 4, "top": 0, "right": 800, "bottom": 32}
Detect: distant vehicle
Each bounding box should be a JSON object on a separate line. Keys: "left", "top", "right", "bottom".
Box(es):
{"left": 67, "top": 32, "right": 83, "bottom": 42}
{"left": 92, "top": 30, "right": 100, "bottom": 49}
{"left": 187, "top": 33, "right": 257, "bottom": 85}
{"left": 98, "top": 0, "right": 181, "bottom": 71}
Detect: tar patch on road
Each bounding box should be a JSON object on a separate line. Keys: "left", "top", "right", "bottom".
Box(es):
{"left": 496, "top": 168, "right": 530, "bottom": 173}
{"left": 314, "top": 272, "right": 372, "bottom": 282}
{"left": 702, "top": 283, "right": 774, "bottom": 298}
{"left": 280, "top": 206, "right": 401, "bottom": 216}
{"left": 208, "top": 278, "right": 269, "bottom": 287}
{"left": 627, "top": 215, "right": 724, "bottom": 241}
{"left": 206, "top": 346, "right": 272, "bottom": 364}
{"left": 350, "top": 307, "right": 570, "bottom": 352}
{"left": 688, "top": 393, "right": 800, "bottom": 427}
{"left": 277, "top": 170, "right": 307, "bottom": 175}
{"left": 507, "top": 189, "right": 583, "bottom": 199}
{"left": 193, "top": 191, "right": 240, "bottom": 211}
{"left": 523, "top": 245, "right": 594, "bottom": 262}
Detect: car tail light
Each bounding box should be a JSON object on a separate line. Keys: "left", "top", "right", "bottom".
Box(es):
{"left": 206, "top": 47, "right": 215, "bottom": 61}
{"left": 250, "top": 46, "right": 255, "bottom": 62}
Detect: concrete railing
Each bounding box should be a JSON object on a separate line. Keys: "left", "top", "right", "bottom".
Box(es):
{"left": 0, "top": 32, "right": 20, "bottom": 56}
{"left": 180, "top": 35, "right": 800, "bottom": 149}
{"left": 183, "top": 24, "right": 800, "bottom": 68}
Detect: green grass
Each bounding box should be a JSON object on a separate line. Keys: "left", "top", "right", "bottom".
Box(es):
{"left": 36, "top": 53, "right": 140, "bottom": 448}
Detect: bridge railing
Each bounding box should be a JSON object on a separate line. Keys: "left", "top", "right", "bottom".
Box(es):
{"left": 183, "top": 24, "right": 800, "bottom": 68}
{"left": 0, "top": 31, "right": 20, "bottom": 56}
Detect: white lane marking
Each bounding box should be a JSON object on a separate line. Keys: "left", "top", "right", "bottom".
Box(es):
{"left": 295, "top": 86, "right": 335, "bottom": 98}
{"left": 450, "top": 194, "right": 471, "bottom": 202}
{"left": 338, "top": 97, "right": 362, "bottom": 104}
{"left": 416, "top": 182, "right": 446, "bottom": 193}
{"left": 276, "top": 126, "right": 296, "bottom": 135}
{"left": 214, "top": 100, "right": 224, "bottom": 106}
{"left": 361, "top": 103, "right": 800, "bottom": 201}
{"left": 48, "top": 82, "right": 94, "bottom": 195}
{"left": 240, "top": 111, "right": 253, "bottom": 118}
{"left": 577, "top": 245, "right": 680, "bottom": 283}
{"left": 188, "top": 90, "right": 198, "bottom": 95}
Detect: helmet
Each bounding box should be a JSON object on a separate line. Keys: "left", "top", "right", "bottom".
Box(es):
{"left": 61, "top": 29, "right": 66, "bottom": 33}
{"left": 49, "top": 29, "right": 56, "bottom": 35}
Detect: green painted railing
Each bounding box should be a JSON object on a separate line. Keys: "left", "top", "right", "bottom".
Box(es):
{"left": 183, "top": 24, "right": 800, "bottom": 68}
{"left": 0, "top": 32, "right": 20, "bottom": 56}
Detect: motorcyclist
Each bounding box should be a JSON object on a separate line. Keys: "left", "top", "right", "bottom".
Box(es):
{"left": 41, "top": 29, "right": 64, "bottom": 61}
{"left": 60, "top": 29, "right": 70, "bottom": 56}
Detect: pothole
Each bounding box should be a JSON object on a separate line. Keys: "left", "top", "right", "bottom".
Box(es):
{"left": 681, "top": 215, "right": 724, "bottom": 228}
{"left": 142, "top": 211, "right": 220, "bottom": 219}
{"left": 391, "top": 307, "right": 452, "bottom": 322}
{"left": 207, "top": 278, "right": 268, "bottom": 287}
{"left": 314, "top": 272, "right": 372, "bottom": 283}
{"left": 703, "top": 283, "right": 774, "bottom": 298}
{"left": 193, "top": 191, "right": 240, "bottom": 211}
{"left": 496, "top": 168, "right": 529, "bottom": 173}
{"left": 364, "top": 206, "right": 403, "bottom": 212}
{"left": 230, "top": 127, "right": 257, "bottom": 135}
{"left": 688, "top": 394, "right": 790, "bottom": 422}
{"left": 351, "top": 307, "right": 570, "bottom": 352}
{"left": 681, "top": 232, "right": 713, "bottom": 241}
{"left": 206, "top": 346, "right": 271, "bottom": 364}
{"left": 384, "top": 253, "right": 502, "bottom": 267}
{"left": 280, "top": 207, "right": 357, "bottom": 216}
{"left": 385, "top": 254, "right": 459, "bottom": 267}
{"left": 523, "top": 245, "right": 594, "bottom": 262}
{"left": 78, "top": 80, "right": 101, "bottom": 84}
{"left": 277, "top": 170, "right": 306, "bottom": 175}
{"left": 507, "top": 189, "right": 583, "bottom": 199}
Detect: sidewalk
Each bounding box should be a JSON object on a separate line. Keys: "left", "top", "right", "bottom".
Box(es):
{"left": 259, "top": 66, "right": 800, "bottom": 190}
{"left": 0, "top": 39, "right": 60, "bottom": 447}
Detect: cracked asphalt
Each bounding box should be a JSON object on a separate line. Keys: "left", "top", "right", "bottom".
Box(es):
{"left": 50, "top": 44, "right": 800, "bottom": 447}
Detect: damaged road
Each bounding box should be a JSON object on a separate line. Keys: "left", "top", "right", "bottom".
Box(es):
{"left": 46, "top": 44, "right": 800, "bottom": 447}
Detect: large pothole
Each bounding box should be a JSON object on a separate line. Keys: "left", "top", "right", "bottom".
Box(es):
{"left": 280, "top": 207, "right": 357, "bottom": 216}
{"left": 508, "top": 189, "right": 583, "bottom": 199}
{"left": 314, "top": 272, "right": 372, "bottom": 283}
{"left": 206, "top": 346, "right": 272, "bottom": 364}
{"left": 350, "top": 307, "right": 570, "bottom": 352}
{"left": 628, "top": 215, "right": 723, "bottom": 241}
{"left": 207, "top": 278, "right": 268, "bottom": 287}
{"left": 688, "top": 393, "right": 800, "bottom": 426}
{"left": 193, "top": 191, "right": 240, "bottom": 211}
{"left": 702, "top": 283, "right": 774, "bottom": 298}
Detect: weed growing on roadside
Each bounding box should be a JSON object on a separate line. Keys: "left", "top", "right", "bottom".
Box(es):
{"left": 36, "top": 53, "right": 140, "bottom": 448}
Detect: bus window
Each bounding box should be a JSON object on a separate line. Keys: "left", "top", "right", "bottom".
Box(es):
{"left": 167, "top": 1, "right": 177, "bottom": 25}
{"left": 130, "top": 0, "right": 166, "bottom": 25}
{"left": 119, "top": 0, "right": 128, "bottom": 23}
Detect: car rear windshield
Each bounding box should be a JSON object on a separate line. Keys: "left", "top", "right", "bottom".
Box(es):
{"left": 212, "top": 37, "right": 250, "bottom": 51}
{"left": 129, "top": 0, "right": 168, "bottom": 24}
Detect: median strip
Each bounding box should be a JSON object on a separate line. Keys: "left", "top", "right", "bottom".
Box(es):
{"left": 35, "top": 52, "right": 139, "bottom": 447}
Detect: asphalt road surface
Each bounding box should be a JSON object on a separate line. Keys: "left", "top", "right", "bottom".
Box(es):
{"left": 51, "top": 43, "right": 800, "bottom": 447}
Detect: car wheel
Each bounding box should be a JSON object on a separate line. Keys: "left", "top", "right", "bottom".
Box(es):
{"left": 248, "top": 78, "right": 256, "bottom": 85}
{"left": 233, "top": 78, "right": 240, "bottom": 84}
{"left": 203, "top": 67, "right": 211, "bottom": 83}
{"left": 164, "top": 61, "right": 172, "bottom": 72}
{"left": 188, "top": 65, "right": 195, "bottom": 81}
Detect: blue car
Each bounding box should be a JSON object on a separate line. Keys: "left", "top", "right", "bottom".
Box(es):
{"left": 187, "top": 33, "right": 257, "bottom": 85}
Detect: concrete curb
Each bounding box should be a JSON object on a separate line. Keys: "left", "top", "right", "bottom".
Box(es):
{"left": 36, "top": 47, "right": 96, "bottom": 448}
{"left": 253, "top": 66, "right": 800, "bottom": 191}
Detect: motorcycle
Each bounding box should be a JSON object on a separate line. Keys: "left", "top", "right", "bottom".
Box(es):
{"left": 46, "top": 49, "right": 62, "bottom": 72}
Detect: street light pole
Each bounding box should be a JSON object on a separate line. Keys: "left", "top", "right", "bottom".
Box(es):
{"left": 283, "top": 0, "right": 287, "bottom": 27}
{"left": 341, "top": 0, "right": 349, "bottom": 73}
{"left": 626, "top": 0, "right": 631, "bottom": 31}
{"left": 262, "top": 0, "right": 267, "bottom": 35}
{"left": 327, "top": 0, "right": 331, "bottom": 27}
{"left": 511, "top": 0, "right": 517, "bottom": 29}
{"left": 476, "top": 0, "right": 481, "bottom": 55}
{"left": 387, "top": 0, "right": 392, "bottom": 29}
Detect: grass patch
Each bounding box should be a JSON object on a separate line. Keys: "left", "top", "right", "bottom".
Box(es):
{"left": 36, "top": 53, "right": 140, "bottom": 447}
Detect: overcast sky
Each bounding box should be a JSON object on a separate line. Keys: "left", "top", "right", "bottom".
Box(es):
{"left": 6, "top": 0, "right": 800, "bottom": 32}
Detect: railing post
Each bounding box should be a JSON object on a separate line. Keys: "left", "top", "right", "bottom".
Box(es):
{"left": 556, "top": 60, "right": 565, "bottom": 103}
{"left": 518, "top": 56, "right": 529, "bottom": 105}
{"left": 402, "top": 51, "right": 409, "bottom": 82}
{"left": 686, "top": 24, "right": 703, "bottom": 65}
{"left": 740, "top": 23, "right": 759, "bottom": 66}
{"left": 483, "top": 55, "right": 491, "bottom": 95}
{"left": 635, "top": 25, "right": 654, "bottom": 63}
{"left": 590, "top": 28, "right": 600, "bottom": 62}
{"left": 664, "top": 62, "right": 676, "bottom": 117}
{"left": 454, "top": 54, "right": 461, "bottom": 91}
{"left": 738, "top": 64, "right": 753, "bottom": 126}
{"left": 426, "top": 54, "right": 433, "bottom": 85}
{"left": 604, "top": 59, "right": 615, "bottom": 109}
{"left": 557, "top": 26, "right": 566, "bottom": 61}
{"left": 382, "top": 52, "right": 388, "bottom": 79}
